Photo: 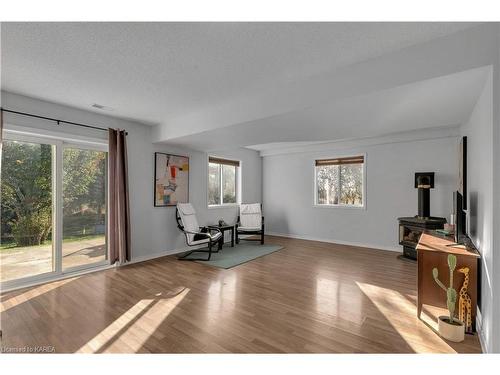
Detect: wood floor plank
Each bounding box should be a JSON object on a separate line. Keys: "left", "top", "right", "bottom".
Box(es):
{"left": 0, "top": 236, "right": 482, "bottom": 353}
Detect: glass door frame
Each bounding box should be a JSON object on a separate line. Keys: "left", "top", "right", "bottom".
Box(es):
{"left": 1, "top": 129, "right": 110, "bottom": 291}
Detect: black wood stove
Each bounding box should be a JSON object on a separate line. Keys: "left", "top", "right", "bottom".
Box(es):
{"left": 398, "top": 173, "right": 447, "bottom": 260}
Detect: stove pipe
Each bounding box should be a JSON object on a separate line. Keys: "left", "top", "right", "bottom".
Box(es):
{"left": 418, "top": 187, "right": 430, "bottom": 218}
{"left": 415, "top": 173, "right": 435, "bottom": 219}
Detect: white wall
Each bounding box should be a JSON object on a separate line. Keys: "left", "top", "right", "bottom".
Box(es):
{"left": 148, "top": 146, "right": 262, "bottom": 258}
{"left": 1, "top": 91, "right": 262, "bottom": 261}
{"left": 460, "top": 72, "right": 496, "bottom": 353}
{"left": 263, "top": 135, "right": 458, "bottom": 251}
{"left": 493, "top": 33, "right": 500, "bottom": 355}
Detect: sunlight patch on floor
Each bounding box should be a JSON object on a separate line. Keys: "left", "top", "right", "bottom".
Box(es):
{"left": 315, "top": 275, "right": 365, "bottom": 324}
{"left": 315, "top": 277, "right": 341, "bottom": 316}
{"left": 206, "top": 273, "right": 238, "bottom": 318}
{"left": 356, "top": 281, "right": 456, "bottom": 353}
{"left": 77, "top": 288, "right": 190, "bottom": 353}
{"left": 0, "top": 276, "right": 80, "bottom": 313}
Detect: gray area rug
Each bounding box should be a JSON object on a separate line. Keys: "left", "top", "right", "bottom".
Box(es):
{"left": 180, "top": 242, "right": 283, "bottom": 269}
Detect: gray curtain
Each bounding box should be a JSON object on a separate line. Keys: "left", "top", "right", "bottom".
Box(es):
{"left": 108, "top": 128, "right": 131, "bottom": 264}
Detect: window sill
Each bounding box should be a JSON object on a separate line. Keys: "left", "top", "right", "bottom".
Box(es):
{"left": 208, "top": 204, "right": 239, "bottom": 210}
{"left": 313, "top": 204, "right": 366, "bottom": 210}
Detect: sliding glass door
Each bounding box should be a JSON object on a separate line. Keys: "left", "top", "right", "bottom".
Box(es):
{"left": 62, "top": 146, "right": 107, "bottom": 271}
{"left": 0, "top": 138, "right": 55, "bottom": 282}
{"left": 1, "top": 133, "right": 108, "bottom": 288}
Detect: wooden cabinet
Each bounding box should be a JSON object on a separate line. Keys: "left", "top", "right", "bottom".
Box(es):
{"left": 417, "top": 232, "right": 480, "bottom": 331}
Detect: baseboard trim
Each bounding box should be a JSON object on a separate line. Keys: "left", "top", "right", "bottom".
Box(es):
{"left": 266, "top": 232, "right": 400, "bottom": 253}
{"left": 129, "top": 243, "right": 210, "bottom": 265}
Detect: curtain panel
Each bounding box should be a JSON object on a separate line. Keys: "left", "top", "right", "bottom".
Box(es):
{"left": 108, "top": 128, "right": 131, "bottom": 264}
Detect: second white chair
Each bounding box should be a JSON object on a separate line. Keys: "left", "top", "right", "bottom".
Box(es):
{"left": 235, "top": 203, "right": 265, "bottom": 245}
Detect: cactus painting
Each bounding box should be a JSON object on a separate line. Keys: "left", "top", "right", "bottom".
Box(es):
{"left": 432, "top": 254, "right": 459, "bottom": 324}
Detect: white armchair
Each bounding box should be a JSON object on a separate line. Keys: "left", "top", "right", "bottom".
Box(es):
{"left": 176, "top": 203, "right": 222, "bottom": 260}
{"left": 235, "top": 203, "right": 265, "bottom": 245}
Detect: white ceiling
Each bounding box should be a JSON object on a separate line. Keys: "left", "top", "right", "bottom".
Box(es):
{"left": 160, "top": 67, "right": 490, "bottom": 151}
{"left": 1, "top": 22, "right": 492, "bottom": 152}
{"left": 2, "top": 22, "right": 478, "bottom": 125}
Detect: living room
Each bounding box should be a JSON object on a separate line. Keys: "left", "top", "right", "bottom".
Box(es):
{"left": 1, "top": 1, "right": 499, "bottom": 372}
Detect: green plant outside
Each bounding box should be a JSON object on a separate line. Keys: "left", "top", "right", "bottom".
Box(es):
{"left": 1, "top": 140, "right": 106, "bottom": 249}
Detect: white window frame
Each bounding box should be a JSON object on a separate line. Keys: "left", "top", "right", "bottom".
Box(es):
{"left": 207, "top": 155, "right": 241, "bottom": 209}
{"left": 1, "top": 124, "right": 111, "bottom": 292}
{"left": 313, "top": 153, "right": 367, "bottom": 210}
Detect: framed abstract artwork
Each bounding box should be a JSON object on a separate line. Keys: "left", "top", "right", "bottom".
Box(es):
{"left": 154, "top": 152, "right": 189, "bottom": 207}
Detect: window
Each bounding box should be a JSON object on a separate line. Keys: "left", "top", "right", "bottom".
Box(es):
{"left": 208, "top": 157, "right": 240, "bottom": 206}
{"left": 314, "top": 155, "right": 364, "bottom": 207}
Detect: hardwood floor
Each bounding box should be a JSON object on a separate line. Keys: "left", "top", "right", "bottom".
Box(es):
{"left": 0, "top": 236, "right": 482, "bottom": 353}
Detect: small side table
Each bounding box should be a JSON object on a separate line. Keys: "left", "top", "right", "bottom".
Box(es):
{"left": 208, "top": 224, "right": 235, "bottom": 247}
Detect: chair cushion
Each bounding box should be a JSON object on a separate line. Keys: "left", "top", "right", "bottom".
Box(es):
{"left": 240, "top": 203, "right": 261, "bottom": 214}
{"left": 189, "top": 231, "right": 222, "bottom": 245}
{"left": 178, "top": 203, "right": 196, "bottom": 215}
{"left": 193, "top": 227, "right": 209, "bottom": 241}
{"left": 240, "top": 203, "right": 262, "bottom": 229}
{"left": 177, "top": 203, "right": 200, "bottom": 244}
{"left": 180, "top": 211, "right": 199, "bottom": 233}
{"left": 177, "top": 203, "right": 223, "bottom": 246}
{"left": 238, "top": 226, "right": 262, "bottom": 232}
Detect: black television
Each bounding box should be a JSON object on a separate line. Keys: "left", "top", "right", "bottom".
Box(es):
{"left": 454, "top": 190, "right": 467, "bottom": 243}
